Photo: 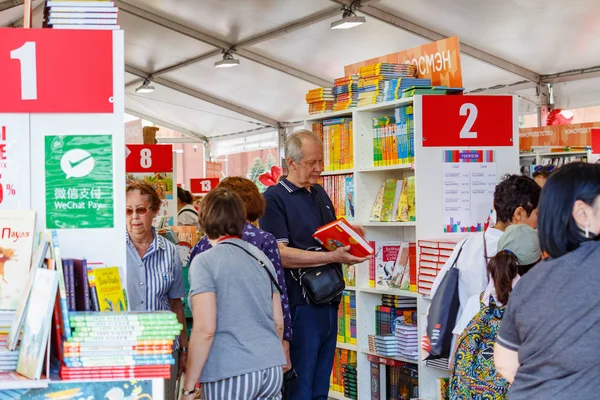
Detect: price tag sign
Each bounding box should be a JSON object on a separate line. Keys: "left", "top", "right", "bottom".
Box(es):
{"left": 125, "top": 144, "right": 173, "bottom": 173}
{"left": 422, "top": 95, "right": 513, "bottom": 147}
{"left": 0, "top": 29, "right": 113, "bottom": 113}
{"left": 190, "top": 178, "right": 219, "bottom": 194}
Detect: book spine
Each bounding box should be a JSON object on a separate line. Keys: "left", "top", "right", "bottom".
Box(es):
{"left": 409, "top": 242, "right": 417, "bottom": 292}
{"left": 51, "top": 231, "right": 72, "bottom": 339}
{"left": 87, "top": 268, "right": 100, "bottom": 312}
{"left": 82, "top": 261, "right": 91, "bottom": 311}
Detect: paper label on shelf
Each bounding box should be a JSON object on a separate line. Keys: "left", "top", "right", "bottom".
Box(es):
{"left": 442, "top": 151, "right": 496, "bottom": 233}
{"left": 45, "top": 135, "right": 114, "bottom": 229}
{"left": 0, "top": 115, "right": 30, "bottom": 209}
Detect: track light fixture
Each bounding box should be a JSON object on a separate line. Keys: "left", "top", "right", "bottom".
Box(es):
{"left": 135, "top": 78, "right": 155, "bottom": 94}
{"left": 214, "top": 50, "right": 240, "bottom": 68}
{"left": 331, "top": 1, "right": 366, "bottom": 30}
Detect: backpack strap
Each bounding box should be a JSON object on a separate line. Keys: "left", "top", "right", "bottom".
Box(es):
{"left": 178, "top": 208, "right": 198, "bottom": 217}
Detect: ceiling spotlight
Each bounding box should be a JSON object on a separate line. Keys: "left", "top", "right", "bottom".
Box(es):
{"left": 331, "top": 2, "right": 366, "bottom": 30}
{"left": 135, "top": 78, "right": 155, "bottom": 94}
{"left": 214, "top": 50, "right": 240, "bottom": 68}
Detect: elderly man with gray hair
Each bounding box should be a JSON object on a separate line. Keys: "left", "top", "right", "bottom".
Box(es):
{"left": 260, "top": 129, "right": 368, "bottom": 399}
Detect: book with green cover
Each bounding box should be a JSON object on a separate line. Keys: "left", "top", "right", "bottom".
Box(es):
{"left": 380, "top": 179, "right": 398, "bottom": 222}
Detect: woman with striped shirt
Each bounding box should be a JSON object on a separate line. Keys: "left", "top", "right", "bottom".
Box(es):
{"left": 125, "top": 182, "right": 188, "bottom": 400}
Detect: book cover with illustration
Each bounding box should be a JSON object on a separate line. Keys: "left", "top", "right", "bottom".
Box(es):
{"left": 390, "top": 242, "right": 410, "bottom": 290}
{"left": 344, "top": 177, "right": 355, "bottom": 222}
{"left": 313, "top": 218, "right": 374, "bottom": 258}
{"left": 0, "top": 210, "right": 36, "bottom": 311}
{"left": 16, "top": 268, "right": 59, "bottom": 380}
{"left": 375, "top": 241, "right": 402, "bottom": 288}
{"left": 90, "top": 266, "right": 126, "bottom": 312}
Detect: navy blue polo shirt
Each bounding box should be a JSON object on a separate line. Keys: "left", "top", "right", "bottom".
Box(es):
{"left": 260, "top": 178, "right": 337, "bottom": 306}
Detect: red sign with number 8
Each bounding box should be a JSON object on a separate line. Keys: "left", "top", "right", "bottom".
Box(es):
{"left": 0, "top": 29, "right": 113, "bottom": 113}
{"left": 125, "top": 144, "right": 173, "bottom": 173}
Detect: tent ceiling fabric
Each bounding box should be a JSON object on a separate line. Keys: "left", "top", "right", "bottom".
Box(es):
{"left": 1, "top": 0, "right": 600, "bottom": 140}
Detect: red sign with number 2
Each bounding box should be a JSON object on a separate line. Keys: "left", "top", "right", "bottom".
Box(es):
{"left": 422, "top": 95, "right": 514, "bottom": 147}
{"left": 0, "top": 29, "right": 113, "bottom": 113}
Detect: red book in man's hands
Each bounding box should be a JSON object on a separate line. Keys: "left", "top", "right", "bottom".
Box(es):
{"left": 312, "top": 218, "right": 374, "bottom": 258}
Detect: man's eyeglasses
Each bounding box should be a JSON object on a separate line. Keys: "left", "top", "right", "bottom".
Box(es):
{"left": 533, "top": 165, "right": 555, "bottom": 173}
{"left": 126, "top": 206, "right": 150, "bottom": 217}
{"left": 301, "top": 160, "right": 323, "bottom": 169}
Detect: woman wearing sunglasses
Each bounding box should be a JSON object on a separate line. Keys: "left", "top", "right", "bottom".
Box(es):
{"left": 125, "top": 181, "right": 188, "bottom": 400}
{"left": 532, "top": 164, "right": 555, "bottom": 187}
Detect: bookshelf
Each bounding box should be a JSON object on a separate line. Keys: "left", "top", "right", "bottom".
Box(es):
{"left": 308, "top": 94, "right": 520, "bottom": 400}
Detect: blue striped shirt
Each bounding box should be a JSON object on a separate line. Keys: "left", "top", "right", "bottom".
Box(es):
{"left": 126, "top": 230, "right": 184, "bottom": 347}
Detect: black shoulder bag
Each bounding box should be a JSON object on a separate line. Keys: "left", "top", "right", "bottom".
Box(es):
{"left": 293, "top": 190, "right": 345, "bottom": 305}
{"left": 220, "top": 242, "right": 283, "bottom": 295}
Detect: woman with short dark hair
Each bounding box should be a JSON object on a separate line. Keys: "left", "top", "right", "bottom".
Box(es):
{"left": 182, "top": 188, "right": 286, "bottom": 400}
{"left": 495, "top": 162, "right": 600, "bottom": 399}
{"left": 177, "top": 187, "right": 198, "bottom": 227}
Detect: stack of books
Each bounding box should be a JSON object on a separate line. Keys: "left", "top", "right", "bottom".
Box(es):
{"left": 322, "top": 118, "right": 353, "bottom": 171}
{"left": 357, "top": 63, "right": 417, "bottom": 107}
{"left": 333, "top": 75, "right": 358, "bottom": 111}
{"left": 322, "top": 174, "right": 354, "bottom": 221}
{"left": 342, "top": 363, "right": 357, "bottom": 399}
{"left": 401, "top": 85, "right": 463, "bottom": 98}
{"left": 330, "top": 348, "right": 357, "bottom": 394}
{"left": 417, "top": 238, "right": 462, "bottom": 296}
{"left": 305, "top": 87, "right": 334, "bottom": 114}
{"left": 43, "top": 0, "right": 119, "bottom": 30}
{"left": 396, "top": 324, "right": 418, "bottom": 360}
{"left": 337, "top": 291, "right": 356, "bottom": 345}
{"left": 59, "top": 311, "right": 181, "bottom": 380}
{"left": 382, "top": 78, "right": 431, "bottom": 102}
{"left": 373, "top": 334, "right": 396, "bottom": 357}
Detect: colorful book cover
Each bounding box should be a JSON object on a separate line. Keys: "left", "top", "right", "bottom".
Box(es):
{"left": 406, "top": 176, "right": 416, "bottom": 222}
{"left": 375, "top": 242, "right": 402, "bottom": 288}
{"left": 0, "top": 211, "right": 36, "bottom": 311}
{"left": 396, "top": 178, "right": 410, "bottom": 222}
{"left": 91, "top": 266, "right": 126, "bottom": 312}
{"left": 369, "top": 181, "right": 386, "bottom": 221}
{"left": 390, "top": 242, "right": 410, "bottom": 290}
{"left": 380, "top": 179, "right": 398, "bottom": 222}
{"left": 16, "top": 268, "right": 59, "bottom": 379}
{"left": 345, "top": 177, "right": 355, "bottom": 222}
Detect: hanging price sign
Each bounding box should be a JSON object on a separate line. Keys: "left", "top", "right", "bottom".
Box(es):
{"left": 190, "top": 178, "right": 219, "bottom": 194}
{"left": 0, "top": 29, "right": 113, "bottom": 113}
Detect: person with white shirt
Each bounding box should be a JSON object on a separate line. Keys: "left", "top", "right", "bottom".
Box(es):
{"left": 177, "top": 187, "right": 199, "bottom": 227}
{"left": 423, "top": 175, "right": 541, "bottom": 356}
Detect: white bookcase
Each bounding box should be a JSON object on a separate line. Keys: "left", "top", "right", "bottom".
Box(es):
{"left": 305, "top": 95, "right": 520, "bottom": 400}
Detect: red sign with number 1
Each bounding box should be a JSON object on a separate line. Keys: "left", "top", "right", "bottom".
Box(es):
{"left": 126, "top": 145, "right": 173, "bottom": 173}
{"left": 0, "top": 29, "right": 113, "bottom": 113}
{"left": 422, "top": 95, "right": 513, "bottom": 147}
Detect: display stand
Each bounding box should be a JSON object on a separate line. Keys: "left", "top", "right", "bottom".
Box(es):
{"left": 0, "top": 28, "right": 166, "bottom": 396}
{"left": 306, "top": 95, "right": 520, "bottom": 400}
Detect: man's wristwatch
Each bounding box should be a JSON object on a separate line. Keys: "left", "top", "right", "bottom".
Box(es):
{"left": 178, "top": 346, "right": 188, "bottom": 353}
{"left": 181, "top": 388, "right": 197, "bottom": 396}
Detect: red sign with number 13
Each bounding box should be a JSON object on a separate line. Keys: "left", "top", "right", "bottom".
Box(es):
{"left": 0, "top": 29, "right": 113, "bottom": 113}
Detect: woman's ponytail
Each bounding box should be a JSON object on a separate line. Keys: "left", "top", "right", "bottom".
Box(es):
{"left": 486, "top": 250, "right": 520, "bottom": 305}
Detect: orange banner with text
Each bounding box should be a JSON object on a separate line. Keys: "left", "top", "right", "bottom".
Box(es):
{"left": 344, "top": 36, "right": 462, "bottom": 88}
{"left": 519, "top": 122, "right": 600, "bottom": 150}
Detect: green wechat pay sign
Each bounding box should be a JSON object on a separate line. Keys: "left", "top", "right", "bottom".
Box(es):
{"left": 45, "top": 135, "right": 114, "bottom": 229}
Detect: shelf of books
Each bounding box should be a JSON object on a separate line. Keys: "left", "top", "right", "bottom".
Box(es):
{"left": 0, "top": 23, "right": 167, "bottom": 398}
{"left": 310, "top": 93, "right": 521, "bottom": 400}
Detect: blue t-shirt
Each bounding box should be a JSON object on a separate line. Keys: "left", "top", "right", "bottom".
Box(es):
{"left": 259, "top": 179, "right": 337, "bottom": 306}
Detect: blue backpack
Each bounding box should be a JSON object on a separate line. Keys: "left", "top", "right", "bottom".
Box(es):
{"left": 449, "top": 294, "right": 509, "bottom": 399}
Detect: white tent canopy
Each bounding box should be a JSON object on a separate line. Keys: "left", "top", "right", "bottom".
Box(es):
{"left": 3, "top": 0, "right": 600, "bottom": 141}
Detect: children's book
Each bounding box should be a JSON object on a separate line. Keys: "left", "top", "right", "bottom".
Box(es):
{"left": 6, "top": 240, "right": 48, "bottom": 351}
{"left": 0, "top": 211, "right": 36, "bottom": 311}
{"left": 345, "top": 176, "right": 355, "bottom": 222}
{"left": 16, "top": 268, "right": 59, "bottom": 380}
{"left": 313, "top": 218, "right": 373, "bottom": 258}
{"left": 89, "top": 266, "right": 126, "bottom": 312}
